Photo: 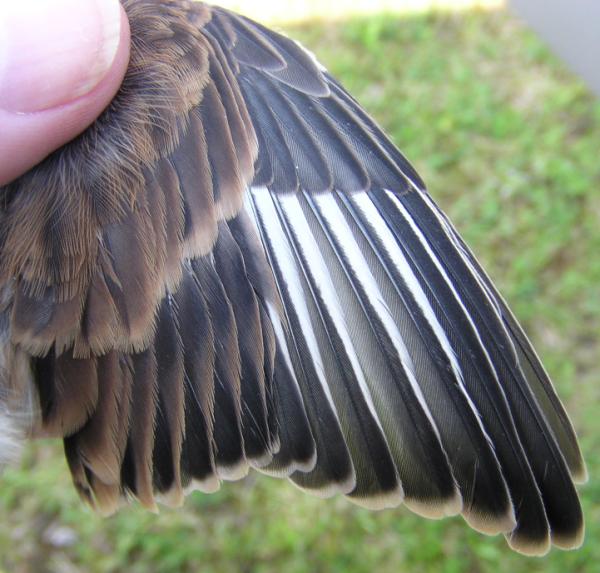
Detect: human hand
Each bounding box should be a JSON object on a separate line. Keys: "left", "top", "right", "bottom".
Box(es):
{"left": 0, "top": 0, "right": 131, "bottom": 185}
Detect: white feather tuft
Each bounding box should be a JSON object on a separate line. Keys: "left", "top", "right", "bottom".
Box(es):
{"left": 0, "top": 408, "right": 26, "bottom": 469}
{"left": 0, "top": 339, "right": 36, "bottom": 471}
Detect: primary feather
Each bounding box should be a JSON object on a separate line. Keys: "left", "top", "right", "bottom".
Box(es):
{"left": 0, "top": 0, "right": 586, "bottom": 555}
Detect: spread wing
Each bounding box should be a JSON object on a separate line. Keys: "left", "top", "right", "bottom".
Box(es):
{"left": 0, "top": 0, "right": 585, "bottom": 555}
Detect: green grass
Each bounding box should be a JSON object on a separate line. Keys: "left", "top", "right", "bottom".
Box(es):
{"left": 2, "top": 7, "right": 599, "bottom": 573}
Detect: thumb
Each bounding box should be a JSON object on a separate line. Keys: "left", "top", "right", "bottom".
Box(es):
{"left": 0, "top": 0, "right": 130, "bottom": 186}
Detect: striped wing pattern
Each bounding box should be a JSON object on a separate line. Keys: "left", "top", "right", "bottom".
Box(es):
{"left": 0, "top": 0, "right": 586, "bottom": 555}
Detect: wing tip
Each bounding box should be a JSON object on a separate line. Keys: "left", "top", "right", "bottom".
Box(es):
{"left": 571, "top": 459, "right": 589, "bottom": 485}
{"left": 183, "top": 475, "right": 221, "bottom": 496}
{"left": 346, "top": 483, "right": 404, "bottom": 511}
{"left": 462, "top": 506, "right": 517, "bottom": 537}
{"left": 216, "top": 460, "right": 251, "bottom": 482}
{"left": 404, "top": 487, "right": 463, "bottom": 520}
{"left": 551, "top": 522, "right": 586, "bottom": 552}
{"left": 290, "top": 469, "right": 357, "bottom": 500}
{"left": 155, "top": 487, "right": 185, "bottom": 509}
{"left": 505, "top": 530, "right": 551, "bottom": 557}
{"left": 247, "top": 450, "right": 276, "bottom": 470}
{"left": 258, "top": 447, "right": 318, "bottom": 478}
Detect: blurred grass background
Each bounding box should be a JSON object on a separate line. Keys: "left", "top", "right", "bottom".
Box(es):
{"left": 1, "top": 1, "right": 599, "bottom": 572}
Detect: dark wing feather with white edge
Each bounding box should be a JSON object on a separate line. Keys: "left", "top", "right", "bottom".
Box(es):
{"left": 0, "top": 0, "right": 585, "bottom": 556}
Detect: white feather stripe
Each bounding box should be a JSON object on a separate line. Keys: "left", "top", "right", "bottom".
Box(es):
{"left": 274, "top": 192, "right": 384, "bottom": 434}
{"left": 350, "top": 192, "right": 494, "bottom": 450}
{"left": 406, "top": 192, "right": 571, "bottom": 461}
{"left": 305, "top": 191, "right": 466, "bottom": 516}
{"left": 264, "top": 300, "right": 305, "bottom": 412}
{"left": 262, "top": 298, "right": 320, "bottom": 477}
{"left": 417, "top": 193, "right": 583, "bottom": 466}
{"left": 274, "top": 191, "right": 406, "bottom": 506}
{"left": 345, "top": 191, "right": 523, "bottom": 530}
{"left": 383, "top": 191, "right": 506, "bottom": 397}
{"left": 410, "top": 194, "right": 583, "bottom": 527}
{"left": 416, "top": 193, "right": 585, "bottom": 483}
{"left": 419, "top": 193, "right": 505, "bottom": 322}
{"left": 247, "top": 189, "right": 359, "bottom": 493}
{"left": 247, "top": 187, "right": 338, "bottom": 414}
{"left": 309, "top": 191, "right": 443, "bottom": 442}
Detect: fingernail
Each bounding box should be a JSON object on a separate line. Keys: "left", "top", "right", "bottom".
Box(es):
{"left": 0, "top": 0, "right": 122, "bottom": 113}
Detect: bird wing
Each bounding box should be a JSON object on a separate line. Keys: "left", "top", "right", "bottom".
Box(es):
{"left": 0, "top": 0, "right": 585, "bottom": 555}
